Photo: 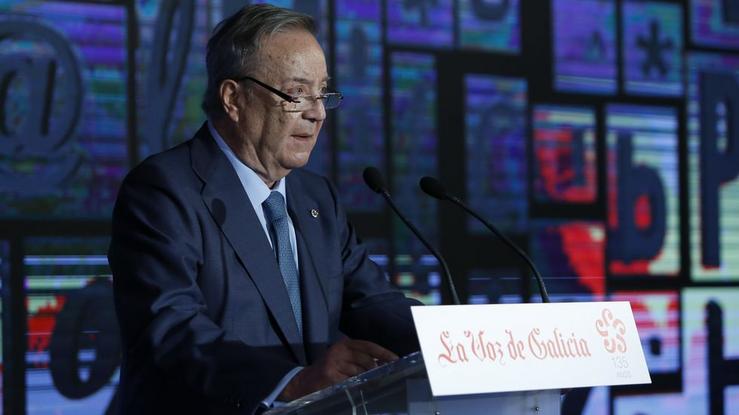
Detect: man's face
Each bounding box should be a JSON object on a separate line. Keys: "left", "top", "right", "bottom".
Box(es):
{"left": 236, "top": 29, "right": 327, "bottom": 182}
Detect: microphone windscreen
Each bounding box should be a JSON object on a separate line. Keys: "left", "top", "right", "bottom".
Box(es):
{"left": 419, "top": 176, "right": 447, "bottom": 200}
{"left": 363, "top": 166, "right": 387, "bottom": 194}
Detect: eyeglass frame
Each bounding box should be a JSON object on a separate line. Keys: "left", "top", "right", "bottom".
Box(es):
{"left": 234, "top": 75, "right": 342, "bottom": 110}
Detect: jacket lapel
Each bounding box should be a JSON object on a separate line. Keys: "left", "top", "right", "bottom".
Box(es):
{"left": 190, "top": 125, "right": 307, "bottom": 364}
{"left": 286, "top": 177, "right": 330, "bottom": 362}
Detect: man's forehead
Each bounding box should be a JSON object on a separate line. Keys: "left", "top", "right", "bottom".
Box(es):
{"left": 255, "top": 31, "right": 328, "bottom": 83}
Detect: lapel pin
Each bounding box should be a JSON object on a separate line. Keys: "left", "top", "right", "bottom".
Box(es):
{"left": 310, "top": 209, "right": 319, "bottom": 218}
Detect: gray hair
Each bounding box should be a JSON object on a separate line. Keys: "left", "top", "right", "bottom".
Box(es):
{"left": 201, "top": 4, "right": 316, "bottom": 119}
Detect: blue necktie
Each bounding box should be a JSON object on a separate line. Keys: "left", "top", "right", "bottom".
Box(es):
{"left": 262, "top": 191, "right": 302, "bottom": 336}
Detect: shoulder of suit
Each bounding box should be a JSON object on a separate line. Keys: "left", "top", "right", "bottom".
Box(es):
{"left": 123, "top": 139, "right": 195, "bottom": 185}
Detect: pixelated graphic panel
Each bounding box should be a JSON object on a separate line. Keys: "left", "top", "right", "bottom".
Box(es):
{"left": 607, "top": 105, "right": 680, "bottom": 277}
{"left": 532, "top": 104, "right": 597, "bottom": 204}
{"left": 458, "top": 0, "right": 520, "bottom": 53}
{"left": 691, "top": 0, "right": 739, "bottom": 50}
{"left": 622, "top": 1, "right": 683, "bottom": 96}
{"left": 0, "top": 2, "right": 130, "bottom": 218}
{"left": 135, "top": 1, "right": 221, "bottom": 161}
{"left": 615, "top": 289, "right": 739, "bottom": 414}
{"left": 465, "top": 75, "right": 527, "bottom": 233}
{"left": 335, "top": 0, "right": 384, "bottom": 211}
{"left": 680, "top": 288, "right": 739, "bottom": 414}
{"left": 610, "top": 291, "right": 680, "bottom": 374}
{"left": 529, "top": 220, "right": 606, "bottom": 302}
{"left": 366, "top": 240, "right": 442, "bottom": 306}
{"left": 386, "top": 0, "right": 453, "bottom": 48}
{"left": 552, "top": 0, "right": 617, "bottom": 94}
{"left": 391, "top": 52, "right": 440, "bottom": 303}
{"left": 25, "top": 237, "right": 118, "bottom": 414}
{"left": 688, "top": 53, "right": 739, "bottom": 282}
{"left": 393, "top": 254, "right": 442, "bottom": 305}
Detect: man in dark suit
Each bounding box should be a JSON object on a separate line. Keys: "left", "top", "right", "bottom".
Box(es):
{"left": 108, "top": 4, "right": 420, "bottom": 414}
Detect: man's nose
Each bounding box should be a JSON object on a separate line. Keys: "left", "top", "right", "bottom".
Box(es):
{"left": 302, "top": 97, "right": 326, "bottom": 122}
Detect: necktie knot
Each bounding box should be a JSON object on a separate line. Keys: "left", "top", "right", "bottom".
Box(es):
{"left": 263, "top": 191, "right": 287, "bottom": 223}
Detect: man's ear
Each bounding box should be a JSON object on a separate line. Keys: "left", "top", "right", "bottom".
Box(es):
{"left": 219, "top": 79, "right": 242, "bottom": 122}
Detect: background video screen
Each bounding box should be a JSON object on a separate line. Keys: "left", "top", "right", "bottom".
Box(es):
{"left": 606, "top": 105, "right": 680, "bottom": 277}
{"left": 529, "top": 220, "right": 606, "bottom": 302}
{"left": 532, "top": 104, "right": 598, "bottom": 204}
{"left": 24, "top": 237, "right": 118, "bottom": 414}
{"left": 2, "top": 0, "right": 739, "bottom": 413}
{"left": 621, "top": 1, "right": 683, "bottom": 96}
{"left": 610, "top": 291, "right": 680, "bottom": 374}
{"left": 687, "top": 53, "right": 739, "bottom": 282}
{"left": 335, "top": 0, "right": 385, "bottom": 212}
{"left": 552, "top": 0, "right": 617, "bottom": 94}
{"left": 0, "top": 1, "right": 130, "bottom": 219}
{"left": 691, "top": 0, "right": 739, "bottom": 50}
{"left": 386, "top": 0, "right": 453, "bottom": 48}
{"left": 458, "top": 0, "right": 520, "bottom": 53}
{"left": 390, "top": 52, "right": 441, "bottom": 305}
{"left": 465, "top": 75, "right": 528, "bottom": 233}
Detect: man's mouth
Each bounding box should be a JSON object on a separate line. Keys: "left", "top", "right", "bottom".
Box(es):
{"left": 291, "top": 133, "right": 313, "bottom": 139}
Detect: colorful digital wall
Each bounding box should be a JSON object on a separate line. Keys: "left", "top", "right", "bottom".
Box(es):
{"left": 0, "top": 0, "right": 738, "bottom": 414}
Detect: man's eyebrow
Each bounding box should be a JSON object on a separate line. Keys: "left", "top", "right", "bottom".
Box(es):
{"left": 290, "top": 76, "right": 332, "bottom": 83}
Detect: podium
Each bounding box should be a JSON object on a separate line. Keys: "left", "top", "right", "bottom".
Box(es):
{"left": 264, "top": 351, "right": 561, "bottom": 414}
{"left": 266, "top": 301, "right": 650, "bottom": 414}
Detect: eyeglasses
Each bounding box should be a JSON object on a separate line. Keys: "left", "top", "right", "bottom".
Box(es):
{"left": 235, "top": 76, "right": 343, "bottom": 112}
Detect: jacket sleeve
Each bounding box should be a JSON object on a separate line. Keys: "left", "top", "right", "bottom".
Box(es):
{"left": 323, "top": 178, "right": 422, "bottom": 357}
{"left": 108, "top": 161, "right": 297, "bottom": 413}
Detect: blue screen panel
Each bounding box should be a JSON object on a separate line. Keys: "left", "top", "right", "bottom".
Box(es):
{"left": 458, "top": 0, "right": 520, "bottom": 53}
{"left": 135, "top": 1, "right": 216, "bottom": 160}
{"left": 622, "top": 1, "right": 683, "bottom": 96}
{"left": 25, "top": 237, "right": 118, "bottom": 414}
{"left": 610, "top": 291, "right": 680, "bottom": 374}
{"left": 687, "top": 53, "right": 739, "bottom": 282}
{"left": 0, "top": 2, "right": 130, "bottom": 218}
{"left": 394, "top": 254, "right": 442, "bottom": 305}
{"left": 391, "top": 52, "right": 439, "bottom": 304}
{"left": 615, "top": 288, "right": 739, "bottom": 413}
{"left": 465, "top": 75, "right": 527, "bottom": 233}
{"left": 335, "top": 0, "right": 384, "bottom": 211}
{"left": 529, "top": 220, "right": 606, "bottom": 302}
{"left": 691, "top": 0, "right": 739, "bottom": 50}
{"left": 532, "top": 104, "right": 597, "bottom": 204}
{"left": 386, "top": 0, "right": 453, "bottom": 48}
{"left": 607, "top": 105, "right": 680, "bottom": 277}
{"left": 680, "top": 288, "right": 739, "bottom": 412}
{"left": 552, "top": 0, "right": 617, "bottom": 94}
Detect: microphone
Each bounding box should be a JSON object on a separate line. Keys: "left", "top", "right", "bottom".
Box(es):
{"left": 419, "top": 176, "right": 550, "bottom": 303}
{"left": 362, "top": 167, "right": 461, "bottom": 305}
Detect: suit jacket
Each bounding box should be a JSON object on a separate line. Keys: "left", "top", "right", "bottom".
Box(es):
{"left": 108, "top": 124, "right": 420, "bottom": 414}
